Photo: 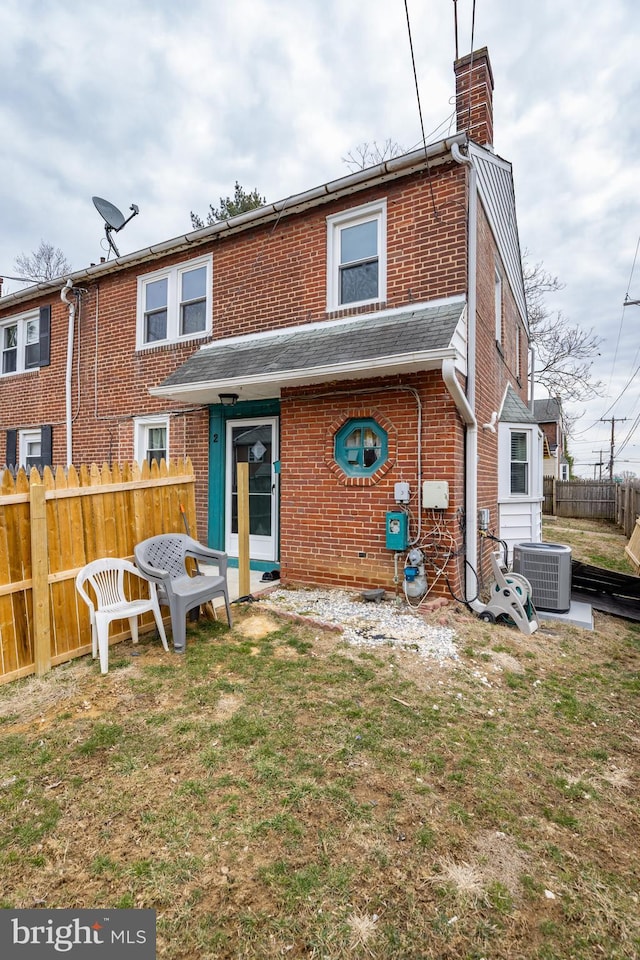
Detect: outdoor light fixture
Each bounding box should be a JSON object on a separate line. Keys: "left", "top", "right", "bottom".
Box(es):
{"left": 218, "top": 393, "right": 239, "bottom": 406}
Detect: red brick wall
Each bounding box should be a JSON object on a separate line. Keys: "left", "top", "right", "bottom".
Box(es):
{"left": 0, "top": 164, "right": 468, "bottom": 544}
{"left": 0, "top": 277, "right": 211, "bottom": 532}
{"left": 474, "top": 202, "right": 529, "bottom": 577}
{"left": 279, "top": 372, "right": 467, "bottom": 595}
{"left": 0, "top": 158, "right": 529, "bottom": 599}
{"left": 212, "top": 165, "right": 468, "bottom": 337}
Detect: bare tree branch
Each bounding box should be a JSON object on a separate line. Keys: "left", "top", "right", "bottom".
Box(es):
{"left": 342, "top": 139, "right": 407, "bottom": 172}
{"left": 13, "top": 240, "right": 72, "bottom": 282}
{"left": 523, "top": 254, "right": 603, "bottom": 405}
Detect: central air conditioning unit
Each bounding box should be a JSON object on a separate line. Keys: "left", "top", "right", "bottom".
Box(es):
{"left": 512, "top": 542, "right": 572, "bottom": 613}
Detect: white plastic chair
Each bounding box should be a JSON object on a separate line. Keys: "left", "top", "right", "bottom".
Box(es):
{"left": 75, "top": 558, "right": 169, "bottom": 674}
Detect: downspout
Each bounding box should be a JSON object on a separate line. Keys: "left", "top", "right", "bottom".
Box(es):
{"left": 451, "top": 142, "right": 483, "bottom": 612}
{"left": 60, "top": 279, "right": 76, "bottom": 467}
{"left": 529, "top": 346, "right": 536, "bottom": 412}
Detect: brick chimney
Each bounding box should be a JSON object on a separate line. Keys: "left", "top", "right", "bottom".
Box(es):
{"left": 454, "top": 47, "right": 494, "bottom": 147}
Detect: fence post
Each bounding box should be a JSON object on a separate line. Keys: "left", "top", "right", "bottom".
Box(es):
{"left": 237, "top": 462, "right": 251, "bottom": 598}
{"left": 30, "top": 481, "right": 51, "bottom": 676}
{"left": 552, "top": 477, "right": 557, "bottom": 517}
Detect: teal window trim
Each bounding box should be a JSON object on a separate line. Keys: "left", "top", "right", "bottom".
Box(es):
{"left": 334, "top": 417, "right": 388, "bottom": 477}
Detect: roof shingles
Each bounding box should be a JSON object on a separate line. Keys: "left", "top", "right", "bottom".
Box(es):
{"left": 160, "top": 301, "right": 465, "bottom": 389}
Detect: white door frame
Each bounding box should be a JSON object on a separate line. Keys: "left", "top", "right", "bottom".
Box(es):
{"left": 225, "top": 416, "right": 279, "bottom": 563}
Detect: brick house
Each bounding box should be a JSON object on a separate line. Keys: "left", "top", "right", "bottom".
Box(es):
{"left": 534, "top": 398, "right": 569, "bottom": 480}
{"left": 0, "top": 48, "right": 542, "bottom": 604}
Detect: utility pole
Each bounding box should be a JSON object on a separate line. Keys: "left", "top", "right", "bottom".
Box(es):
{"left": 600, "top": 417, "right": 627, "bottom": 479}
{"left": 591, "top": 450, "right": 605, "bottom": 479}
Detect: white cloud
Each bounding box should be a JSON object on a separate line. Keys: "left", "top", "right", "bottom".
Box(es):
{"left": 1, "top": 0, "right": 640, "bottom": 472}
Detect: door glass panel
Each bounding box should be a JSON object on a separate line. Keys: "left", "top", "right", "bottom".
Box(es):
{"left": 231, "top": 425, "right": 272, "bottom": 537}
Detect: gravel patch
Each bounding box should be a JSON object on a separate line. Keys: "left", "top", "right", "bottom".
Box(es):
{"left": 261, "top": 587, "right": 459, "bottom": 661}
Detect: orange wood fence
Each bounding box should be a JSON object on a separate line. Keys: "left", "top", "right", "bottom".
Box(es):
{"left": 0, "top": 458, "right": 197, "bottom": 685}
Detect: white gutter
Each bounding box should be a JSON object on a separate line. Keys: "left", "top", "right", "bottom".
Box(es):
{"left": 451, "top": 142, "right": 482, "bottom": 611}
{"left": 60, "top": 279, "right": 76, "bottom": 467}
{"left": 0, "top": 134, "right": 468, "bottom": 312}
{"left": 150, "top": 348, "right": 457, "bottom": 401}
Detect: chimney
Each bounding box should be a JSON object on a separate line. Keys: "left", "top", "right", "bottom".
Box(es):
{"left": 454, "top": 47, "right": 494, "bottom": 147}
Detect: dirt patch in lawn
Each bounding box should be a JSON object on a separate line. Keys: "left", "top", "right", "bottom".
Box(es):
{"left": 1, "top": 562, "right": 639, "bottom": 958}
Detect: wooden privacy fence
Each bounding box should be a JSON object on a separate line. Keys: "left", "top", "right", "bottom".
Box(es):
{"left": 0, "top": 458, "right": 197, "bottom": 685}
{"left": 616, "top": 481, "right": 640, "bottom": 539}
{"left": 543, "top": 478, "right": 640, "bottom": 538}
{"left": 543, "top": 478, "right": 618, "bottom": 521}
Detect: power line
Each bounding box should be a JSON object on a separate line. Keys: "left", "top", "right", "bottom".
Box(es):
{"left": 403, "top": 0, "right": 439, "bottom": 220}
{"left": 616, "top": 411, "right": 640, "bottom": 457}
{"left": 600, "top": 416, "right": 628, "bottom": 478}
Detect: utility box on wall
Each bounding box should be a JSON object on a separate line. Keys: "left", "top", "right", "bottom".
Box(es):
{"left": 385, "top": 511, "right": 408, "bottom": 550}
{"left": 423, "top": 480, "right": 449, "bottom": 510}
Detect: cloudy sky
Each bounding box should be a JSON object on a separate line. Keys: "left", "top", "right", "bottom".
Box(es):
{"left": 1, "top": 0, "right": 639, "bottom": 476}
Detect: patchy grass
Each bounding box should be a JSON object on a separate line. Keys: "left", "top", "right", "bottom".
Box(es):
{"left": 0, "top": 563, "right": 639, "bottom": 958}
{"left": 543, "top": 516, "right": 636, "bottom": 574}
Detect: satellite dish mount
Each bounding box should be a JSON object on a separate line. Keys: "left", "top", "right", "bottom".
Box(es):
{"left": 92, "top": 196, "right": 139, "bottom": 258}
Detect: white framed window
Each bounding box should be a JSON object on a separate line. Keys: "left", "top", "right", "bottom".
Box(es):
{"left": 136, "top": 255, "right": 212, "bottom": 348}
{"left": 326, "top": 200, "right": 387, "bottom": 311}
{"left": 20, "top": 429, "right": 42, "bottom": 470}
{"left": 135, "top": 416, "right": 169, "bottom": 466}
{"left": 499, "top": 421, "right": 543, "bottom": 502}
{"left": 1, "top": 310, "right": 40, "bottom": 375}
{"left": 494, "top": 265, "right": 503, "bottom": 344}
{"left": 510, "top": 430, "right": 528, "bottom": 494}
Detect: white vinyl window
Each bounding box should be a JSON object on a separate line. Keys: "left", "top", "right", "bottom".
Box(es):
{"left": 327, "top": 201, "right": 387, "bottom": 311}
{"left": 20, "top": 429, "right": 42, "bottom": 470}
{"left": 510, "top": 430, "right": 529, "bottom": 495}
{"left": 135, "top": 416, "right": 169, "bottom": 467}
{"left": 1, "top": 311, "right": 40, "bottom": 375}
{"left": 137, "top": 255, "right": 212, "bottom": 348}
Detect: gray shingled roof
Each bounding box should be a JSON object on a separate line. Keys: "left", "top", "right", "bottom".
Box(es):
{"left": 500, "top": 384, "right": 537, "bottom": 423}
{"left": 533, "top": 398, "right": 562, "bottom": 423}
{"left": 155, "top": 301, "right": 465, "bottom": 400}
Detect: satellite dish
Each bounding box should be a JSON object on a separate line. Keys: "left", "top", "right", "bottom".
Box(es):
{"left": 92, "top": 196, "right": 140, "bottom": 258}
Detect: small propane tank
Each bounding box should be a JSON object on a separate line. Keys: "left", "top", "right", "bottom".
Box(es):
{"left": 404, "top": 548, "right": 427, "bottom": 599}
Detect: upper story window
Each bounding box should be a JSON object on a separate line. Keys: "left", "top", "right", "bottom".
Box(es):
{"left": 1, "top": 308, "right": 46, "bottom": 375}
{"left": 327, "top": 201, "right": 387, "bottom": 311}
{"left": 137, "top": 255, "right": 212, "bottom": 348}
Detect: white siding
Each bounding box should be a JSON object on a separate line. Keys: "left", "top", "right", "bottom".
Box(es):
{"left": 470, "top": 144, "right": 528, "bottom": 329}
{"left": 451, "top": 305, "right": 468, "bottom": 376}
{"left": 499, "top": 500, "right": 543, "bottom": 561}
{"left": 498, "top": 420, "right": 543, "bottom": 560}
